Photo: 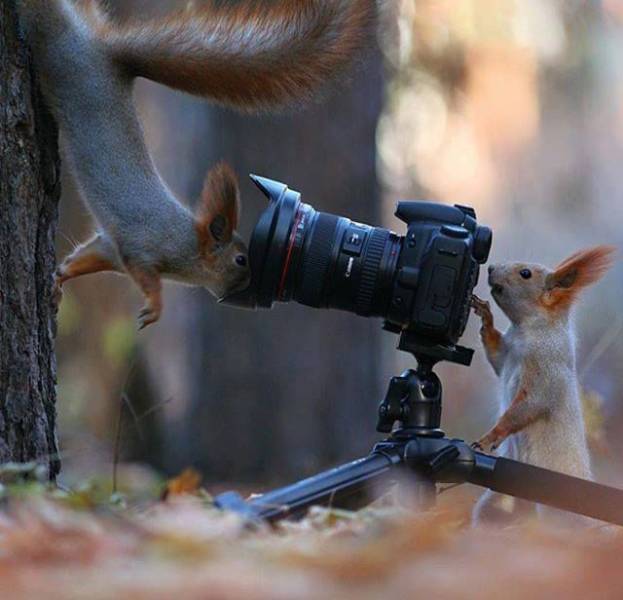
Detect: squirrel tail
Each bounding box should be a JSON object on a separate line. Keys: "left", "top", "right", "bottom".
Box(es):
{"left": 93, "top": 0, "right": 376, "bottom": 111}
{"left": 19, "top": 0, "right": 376, "bottom": 110}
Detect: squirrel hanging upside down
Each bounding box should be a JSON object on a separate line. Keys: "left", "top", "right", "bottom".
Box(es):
{"left": 471, "top": 245, "right": 616, "bottom": 522}
{"left": 18, "top": 0, "right": 377, "bottom": 328}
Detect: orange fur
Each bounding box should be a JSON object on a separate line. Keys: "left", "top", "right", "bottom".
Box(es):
{"left": 125, "top": 265, "right": 163, "bottom": 330}
{"left": 476, "top": 388, "right": 531, "bottom": 450}
{"left": 57, "top": 253, "right": 115, "bottom": 284}
{"left": 195, "top": 162, "right": 240, "bottom": 255}
{"left": 472, "top": 295, "right": 503, "bottom": 361}
{"left": 475, "top": 354, "right": 543, "bottom": 451}
{"left": 540, "top": 245, "right": 616, "bottom": 314}
{"left": 90, "top": 0, "right": 376, "bottom": 112}
{"left": 495, "top": 388, "right": 529, "bottom": 435}
{"left": 482, "top": 325, "right": 502, "bottom": 355}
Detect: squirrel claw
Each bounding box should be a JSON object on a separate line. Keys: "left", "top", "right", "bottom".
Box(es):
{"left": 137, "top": 306, "right": 160, "bottom": 330}
{"left": 52, "top": 274, "right": 64, "bottom": 308}
{"left": 476, "top": 443, "right": 495, "bottom": 454}
{"left": 471, "top": 295, "right": 494, "bottom": 329}
{"left": 472, "top": 432, "right": 500, "bottom": 454}
{"left": 471, "top": 295, "right": 490, "bottom": 316}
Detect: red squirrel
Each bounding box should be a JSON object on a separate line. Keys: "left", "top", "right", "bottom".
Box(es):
{"left": 471, "top": 245, "right": 616, "bottom": 521}
{"left": 18, "top": 0, "right": 377, "bottom": 328}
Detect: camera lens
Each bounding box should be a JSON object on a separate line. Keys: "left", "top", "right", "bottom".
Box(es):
{"left": 247, "top": 175, "right": 401, "bottom": 317}
{"left": 221, "top": 174, "right": 491, "bottom": 364}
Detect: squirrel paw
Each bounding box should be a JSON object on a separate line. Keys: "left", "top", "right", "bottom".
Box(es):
{"left": 471, "top": 295, "right": 491, "bottom": 317}
{"left": 137, "top": 304, "right": 161, "bottom": 330}
{"left": 472, "top": 432, "right": 501, "bottom": 454}
{"left": 471, "top": 294, "right": 495, "bottom": 329}
{"left": 52, "top": 273, "right": 64, "bottom": 308}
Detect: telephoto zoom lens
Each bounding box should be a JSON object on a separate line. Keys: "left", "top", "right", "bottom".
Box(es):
{"left": 247, "top": 176, "right": 401, "bottom": 318}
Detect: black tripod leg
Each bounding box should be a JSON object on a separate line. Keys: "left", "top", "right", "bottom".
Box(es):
{"left": 216, "top": 437, "right": 623, "bottom": 526}
{"left": 215, "top": 451, "right": 402, "bottom": 523}
{"left": 470, "top": 454, "right": 623, "bottom": 525}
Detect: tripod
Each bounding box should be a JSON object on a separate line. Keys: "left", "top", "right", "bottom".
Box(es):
{"left": 215, "top": 333, "right": 623, "bottom": 526}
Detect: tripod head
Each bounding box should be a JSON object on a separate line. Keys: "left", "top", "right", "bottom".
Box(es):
{"left": 377, "top": 331, "right": 457, "bottom": 437}
{"left": 395, "top": 329, "right": 475, "bottom": 367}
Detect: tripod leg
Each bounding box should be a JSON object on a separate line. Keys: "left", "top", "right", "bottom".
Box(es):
{"left": 471, "top": 454, "right": 623, "bottom": 526}
{"left": 216, "top": 435, "right": 623, "bottom": 526}
{"left": 216, "top": 451, "right": 403, "bottom": 523}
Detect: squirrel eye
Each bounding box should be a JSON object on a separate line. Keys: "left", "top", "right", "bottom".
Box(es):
{"left": 519, "top": 268, "right": 532, "bottom": 280}
{"left": 235, "top": 255, "right": 248, "bottom": 267}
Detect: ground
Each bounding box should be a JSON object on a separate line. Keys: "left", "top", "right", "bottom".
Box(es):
{"left": 0, "top": 466, "right": 621, "bottom": 600}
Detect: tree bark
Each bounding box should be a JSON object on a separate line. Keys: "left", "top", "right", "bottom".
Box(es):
{"left": 0, "top": 1, "right": 61, "bottom": 477}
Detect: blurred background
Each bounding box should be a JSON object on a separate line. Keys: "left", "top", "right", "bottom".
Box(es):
{"left": 55, "top": 0, "right": 623, "bottom": 494}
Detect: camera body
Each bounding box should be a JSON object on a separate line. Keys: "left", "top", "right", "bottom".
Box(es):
{"left": 221, "top": 175, "right": 492, "bottom": 365}
{"left": 384, "top": 202, "right": 491, "bottom": 354}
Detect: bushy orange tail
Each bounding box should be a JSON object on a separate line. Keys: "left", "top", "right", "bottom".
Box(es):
{"left": 93, "top": 0, "right": 376, "bottom": 111}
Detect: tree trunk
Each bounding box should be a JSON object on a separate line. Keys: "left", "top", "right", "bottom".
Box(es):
{"left": 0, "top": 1, "right": 61, "bottom": 477}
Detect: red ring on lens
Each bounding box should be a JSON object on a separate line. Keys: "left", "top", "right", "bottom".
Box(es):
{"left": 277, "top": 208, "right": 304, "bottom": 300}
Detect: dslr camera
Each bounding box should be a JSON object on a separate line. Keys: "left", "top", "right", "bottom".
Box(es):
{"left": 223, "top": 175, "right": 492, "bottom": 365}
{"left": 216, "top": 175, "right": 623, "bottom": 529}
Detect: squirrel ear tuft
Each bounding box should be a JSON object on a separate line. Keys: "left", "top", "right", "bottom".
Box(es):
{"left": 542, "top": 245, "right": 616, "bottom": 311}
{"left": 195, "top": 162, "right": 240, "bottom": 254}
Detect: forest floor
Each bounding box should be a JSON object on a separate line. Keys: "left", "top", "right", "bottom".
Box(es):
{"left": 0, "top": 464, "right": 622, "bottom": 600}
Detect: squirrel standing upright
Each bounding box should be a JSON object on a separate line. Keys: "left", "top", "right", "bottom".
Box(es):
{"left": 471, "top": 245, "right": 615, "bottom": 522}
{"left": 18, "top": 0, "right": 376, "bottom": 328}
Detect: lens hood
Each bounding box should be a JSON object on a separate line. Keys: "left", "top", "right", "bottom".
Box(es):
{"left": 218, "top": 175, "right": 302, "bottom": 310}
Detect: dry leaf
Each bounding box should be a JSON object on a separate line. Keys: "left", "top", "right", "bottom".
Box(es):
{"left": 161, "top": 468, "right": 202, "bottom": 500}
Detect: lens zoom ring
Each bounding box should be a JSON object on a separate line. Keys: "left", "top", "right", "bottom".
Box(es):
{"left": 297, "top": 213, "right": 339, "bottom": 307}
{"left": 356, "top": 229, "right": 389, "bottom": 316}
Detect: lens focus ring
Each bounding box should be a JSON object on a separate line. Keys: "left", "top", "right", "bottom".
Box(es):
{"left": 356, "top": 229, "right": 389, "bottom": 316}
{"left": 296, "top": 213, "right": 340, "bottom": 307}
